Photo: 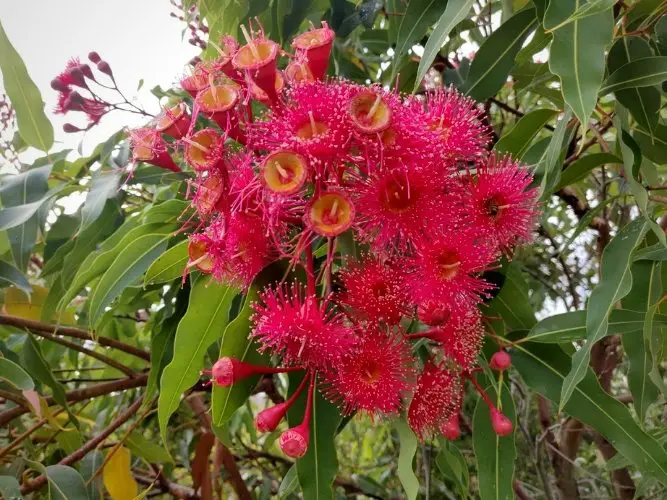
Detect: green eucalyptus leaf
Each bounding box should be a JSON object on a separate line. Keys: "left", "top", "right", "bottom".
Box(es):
{"left": 125, "top": 432, "right": 173, "bottom": 463}
{"left": 212, "top": 287, "right": 268, "bottom": 426}
{"left": 485, "top": 262, "right": 537, "bottom": 331}
{"left": 435, "top": 438, "right": 469, "bottom": 497}
{"left": 557, "top": 195, "right": 619, "bottom": 253}
{"left": 144, "top": 240, "right": 188, "bottom": 286}
{"left": 473, "top": 383, "right": 516, "bottom": 500}
{"left": 556, "top": 152, "right": 622, "bottom": 190}
{"left": 413, "top": 0, "right": 476, "bottom": 93}
{"left": 546, "top": 0, "right": 613, "bottom": 126}
{"left": 286, "top": 372, "right": 342, "bottom": 500}
{"left": 616, "top": 114, "right": 666, "bottom": 246}
{"left": 394, "top": 419, "right": 419, "bottom": 500}
{"left": 601, "top": 57, "right": 667, "bottom": 95}
{"left": 539, "top": 109, "right": 573, "bottom": 198}
{"left": 60, "top": 223, "right": 175, "bottom": 310}
{"left": 79, "top": 451, "right": 104, "bottom": 500}
{"left": 622, "top": 259, "right": 661, "bottom": 421}
{"left": 79, "top": 170, "right": 122, "bottom": 232}
{"left": 0, "top": 357, "right": 34, "bottom": 391}
{"left": 0, "top": 475, "right": 23, "bottom": 500}
{"left": 277, "top": 465, "right": 300, "bottom": 498}
{"left": 526, "top": 309, "right": 667, "bottom": 343}
{"left": 0, "top": 21, "right": 53, "bottom": 151}
{"left": 158, "top": 277, "right": 239, "bottom": 442}
{"left": 512, "top": 341, "right": 667, "bottom": 483}
{"left": 544, "top": 0, "right": 614, "bottom": 31}
{"left": 633, "top": 124, "right": 667, "bottom": 165}
{"left": 22, "top": 335, "right": 78, "bottom": 427}
{"left": 0, "top": 260, "right": 31, "bottom": 294}
{"left": 494, "top": 108, "right": 558, "bottom": 158}
{"left": 460, "top": 8, "right": 537, "bottom": 100}
{"left": 606, "top": 37, "right": 660, "bottom": 134}
{"left": 88, "top": 232, "right": 172, "bottom": 326}
{"left": 391, "top": 0, "right": 446, "bottom": 82}
{"left": 560, "top": 218, "right": 648, "bottom": 410}
{"left": 61, "top": 200, "right": 121, "bottom": 288}
{"left": 0, "top": 165, "right": 51, "bottom": 271}
{"left": 26, "top": 462, "right": 88, "bottom": 500}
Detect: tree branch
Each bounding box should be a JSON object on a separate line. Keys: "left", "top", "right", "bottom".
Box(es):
{"left": 26, "top": 329, "right": 137, "bottom": 377}
{"left": 188, "top": 394, "right": 252, "bottom": 500}
{"left": 0, "top": 374, "right": 147, "bottom": 426}
{"left": 135, "top": 472, "right": 198, "bottom": 499}
{"left": 20, "top": 394, "right": 145, "bottom": 495}
{"left": 488, "top": 97, "right": 556, "bottom": 131}
{"left": 0, "top": 314, "right": 151, "bottom": 361}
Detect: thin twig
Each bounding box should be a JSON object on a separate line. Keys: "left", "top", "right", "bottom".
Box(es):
{"left": 0, "top": 375, "right": 147, "bottom": 426}
{"left": 0, "top": 314, "right": 150, "bottom": 361}
{"left": 20, "top": 395, "right": 145, "bottom": 495}
{"left": 26, "top": 329, "right": 137, "bottom": 377}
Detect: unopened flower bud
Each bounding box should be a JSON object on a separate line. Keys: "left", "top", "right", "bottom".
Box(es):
{"left": 440, "top": 413, "right": 460, "bottom": 440}
{"left": 79, "top": 63, "right": 95, "bottom": 80}
{"left": 67, "top": 67, "right": 86, "bottom": 87}
{"left": 210, "top": 357, "right": 300, "bottom": 387}
{"left": 97, "top": 61, "right": 113, "bottom": 78}
{"left": 50, "top": 78, "right": 69, "bottom": 92}
{"left": 255, "top": 402, "right": 289, "bottom": 433}
{"left": 88, "top": 51, "right": 101, "bottom": 63}
{"left": 63, "top": 123, "right": 82, "bottom": 133}
{"left": 489, "top": 351, "right": 511, "bottom": 372}
{"left": 490, "top": 408, "right": 513, "bottom": 437}
{"left": 279, "top": 423, "right": 310, "bottom": 458}
{"left": 211, "top": 357, "right": 241, "bottom": 386}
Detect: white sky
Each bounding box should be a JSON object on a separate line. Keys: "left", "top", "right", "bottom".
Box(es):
{"left": 0, "top": 0, "right": 199, "bottom": 161}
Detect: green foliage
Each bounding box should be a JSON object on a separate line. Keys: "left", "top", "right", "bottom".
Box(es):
{"left": 0, "top": 20, "right": 53, "bottom": 151}
{"left": 3, "top": 0, "right": 667, "bottom": 498}
{"left": 472, "top": 383, "right": 516, "bottom": 500}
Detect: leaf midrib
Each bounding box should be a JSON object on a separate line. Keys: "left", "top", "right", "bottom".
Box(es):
{"left": 465, "top": 15, "right": 535, "bottom": 96}
{"left": 89, "top": 234, "right": 170, "bottom": 323}
{"left": 164, "top": 285, "right": 233, "bottom": 428}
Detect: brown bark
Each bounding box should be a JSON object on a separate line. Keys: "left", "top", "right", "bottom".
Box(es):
{"left": 0, "top": 314, "right": 151, "bottom": 361}
{"left": 135, "top": 472, "right": 198, "bottom": 499}
{"left": 0, "top": 374, "right": 147, "bottom": 426}
{"left": 23, "top": 328, "right": 137, "bottom": 377}
{"left": 537, "top": 397, "right": 579, "bottom": 499}
{"left": 187, "top": 394, "right": 251, "bottom": 500}
{"left": 591, "top": 339, "right": 636, "bottom": 499}
{"left": 20, "top": 395, "right": 144, "bottom": 495}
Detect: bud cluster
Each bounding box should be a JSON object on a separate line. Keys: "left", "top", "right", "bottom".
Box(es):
{"left": 128, "top": 21, "right": 535, "bottom": 456}
{"left": 51, "top": 52, "right": 150, "bottom": 133}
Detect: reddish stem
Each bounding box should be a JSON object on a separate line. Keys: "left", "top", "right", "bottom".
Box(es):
{"left": 466, "top": 373, "right": 498, "bottom": 411}
{"left": 301, "top": 372, "right": 317, "bottom": 427}
{"left": 405, "top": 329, "right": 438, "bottom": 340}
{"left": 305, "top": 243, "right": 316, "bottom": 296}
{"left": 287, "top": 372, "right": 311, "bottom": 407}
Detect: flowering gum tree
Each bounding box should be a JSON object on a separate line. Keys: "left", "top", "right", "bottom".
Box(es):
{"left": 2, "top": 1, "right": 667, "bottom": 499}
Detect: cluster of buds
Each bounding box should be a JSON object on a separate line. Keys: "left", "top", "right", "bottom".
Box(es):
{"left": 130, "top": 21, "right": 535, "bottom": 457}
{"left": 51, "top": 52, "right": 150, "bottom": 133}
{"left": 169, "top": 0, "right": 208, "bottom": 50}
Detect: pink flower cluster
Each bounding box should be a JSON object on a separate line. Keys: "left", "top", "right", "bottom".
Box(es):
{"left": 129, "top": 22, "right": 538, "bottom": 457}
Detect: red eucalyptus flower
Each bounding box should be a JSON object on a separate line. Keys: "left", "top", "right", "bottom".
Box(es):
{"left": 408, "top": 362, "right": 463, "bottom": 439}
{"left": 323, "top": 326, "right": 415, "bottom": 416}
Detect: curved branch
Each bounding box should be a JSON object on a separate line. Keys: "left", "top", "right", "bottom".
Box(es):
{"left": 20, "top": 395, "right": 145, "bottom": 495}
{"left": 0, "top": 375, "right": 147, "bottom": 426}
{"left": 26, "top": 329, "right": 137, "bottom": 377}
{"left": 0, "top": 314, "right": 151, "bottom": 361}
